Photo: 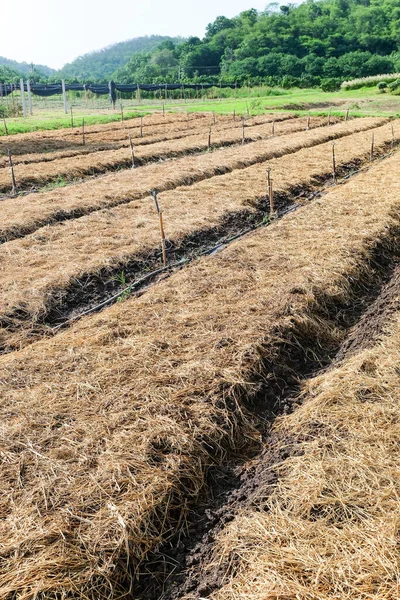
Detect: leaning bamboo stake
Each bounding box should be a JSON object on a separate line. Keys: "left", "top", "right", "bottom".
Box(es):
{"left": 82, "top": 118, "right": 85, "bottom": 146}
{"left": 128, "top": 135, "right": 135, "bottom": 168}
{"left": 332, "top": 142, "right": 337, "bottom": 183}
{"left": 370, "top": 132, "right": 374, "bottom": 161}
{"left": 151, "top": 190, "right": 167, "bottom": 267}
{"left": 7, "top": 148, "right": 17, "bottom": 196}
{"left": 3, "top": 117, "right": 8, "bottom": 135}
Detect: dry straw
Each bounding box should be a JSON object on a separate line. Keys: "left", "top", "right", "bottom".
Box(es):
{"left": 0, "top": 115, "right": 328, "bottom": 192}
{"left": 212, "top": 291, "right": 400, "bottom": 600}
{"left": 0, "top": 151, "right": 399, "bottom": 598}
{"left": 0, "top": 117, "right": 385, "bottom": 242}
{"left": 0, "top": 119, "right": 395, "bottom": 351}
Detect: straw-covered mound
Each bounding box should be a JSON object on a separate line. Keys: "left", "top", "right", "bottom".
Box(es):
{"left": 0, "top": 117, "right": 384, "bottom": 242}
{"left": 0, "top": 119, "right": 395, "bottom": 352}
{"left": 0, "top": 150, "right": 399, "bottom": 598}
{"left": 0, "top": 116, "right": 344, "bottom": 192}
{"left": 0, "top": 113, "right": 293, "bottom": 167}
{"left": 210, "top": 277, "right": 400, "bottom": 600}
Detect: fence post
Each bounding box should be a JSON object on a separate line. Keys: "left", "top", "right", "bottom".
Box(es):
{"left": 27, "top": 79, "right": 33, "bottom": 115}
{"left": 61, "top": 80, "right": 68, "bottom": 114}
{"left": 19, "top": 79, "right": 27, "bottom": 117}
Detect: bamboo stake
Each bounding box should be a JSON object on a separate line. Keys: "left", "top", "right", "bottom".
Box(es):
{"left": 208, "top": 126, "right": 212, "bottom": 151}
{"left": 3, "top": 117, "right": 8, "bottom": 135}
{"left": 120, "top": 102, "right": 124, "bottom": 122}
{"left": 70, "top": 106, "right": 74, "bottom": 129}
{"left": 370, "top": 132, "right": 374, "bottom": 161}
{"left": 162, "top": 102, "right": 165, "bottom": 116}
{"left": 307, "top": 113, "right": 310, "bottom": 130}
{"left": 272, "top": 120, "right": 275, "bottom": 136}
{"left": 328, "top": 108, "right": 331, "bottom": 125}
{"left": 129, "top": 134, "right": 135, "bottom": 168}
{"left": 82, "top": 118, "right": 85, "bottom": 146}
{"left": 159, "top": 211, "right": 167, "bottom": 267}
{"left": 332, "top": 142, "right": 337, "bottom": 183}
{"left": 242, "top": 117, "right": 245, "bottom": 145}
{"left": 233, "top": 108, "right": 236, "bottom": 121}
{"left": 267, "top": 168, "right": 274, "bottom": 215}
{"left": 7, "top": 149, "right": 17, "bottom": 195}
{"left": 151, "top": 190, "right": 167, "bottom": 267}
{"left": 213, "top": 111, "right": 216, "bottom": 125}
{"left": 345, "top": 108, "right": 349, "bottom": 121}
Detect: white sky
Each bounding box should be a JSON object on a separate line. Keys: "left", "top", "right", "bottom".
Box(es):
{"left": 1, "top": 0, "right": 274, "bottom": 70}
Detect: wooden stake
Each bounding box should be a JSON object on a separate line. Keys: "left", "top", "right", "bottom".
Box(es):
{"left": 242, "top": 117, "right": 245, "bottom": 145}
{"left": 345, "top": 108, "right": 349, "bottom": 121}
{"left": 3, "top": 117, "right": 8, "bottom": 135}
{"left": 272, "top": 120, "right": 275, "bottom": 136}
{"left": 370, "top": 132, "right": 374, "bottom": 161}
{"left": 307, "top": 113, "right": 310, "bottom": 130}
{"left": 213, "top": 111, "right": 216, "bottom": 125}
{"left": 61, "top": 79, "right": 67, "bottom": 114}
{"left": 129, "top": 134, "right": 135, "bottom": 168}
{"left": 70, "top": 106, "right": 74, "bottom": 129}
{"left": 140, "top": 116, "right": 143, "bottom": 138}
{"left": 162, "top": 102, "right": 165, "bottom": 116}
{"left": 332, "top": 142, "right": 337, "bottom": 183}
{"left": 7, "top": 149, "right": 17, "bottom": 195}
{"left": 246, "top": 102, "right": 250, "bottom": 117}
{"left": 159, "top": 211, "right": 167, "bottom": 267}
{"left": 151, "top": 190, "right": 167, "bottom": 267}
{"left": 328, "top": 108, "right": 331, "bottom": 125}
{"left": 233, "top": 108, "right": 236, "bottom": 121}
{"left": 120, "top": 102, "right": 124, "bottom": 122}
{"left": 82, "top": 118, "right": 85, "bottom": 146}
{"left": 208, "top": 126, "right": 212, "bottom": 151}
{"left": 267, "top": 168, "right": 274, "bottom": 215}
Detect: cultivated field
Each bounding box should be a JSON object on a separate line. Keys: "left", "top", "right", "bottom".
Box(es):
{"left": 0, "top": 110, "right": 399, "bottom": 600}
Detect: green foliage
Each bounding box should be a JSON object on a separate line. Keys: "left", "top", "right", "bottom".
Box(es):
{"left": 377, "top": 81, "right": 388, "bottom": 90}
{"left": 58, "top": 36, "right": 183, "bottom": 81}
{"left": 0, "top": 57, "right": 55, "bottom": 78}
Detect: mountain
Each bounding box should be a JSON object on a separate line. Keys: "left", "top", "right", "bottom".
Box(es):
{"left": 58, "top": 36, "right": 184, "bottom": 81}
{"left": 0, "top": 56, "right": 55, "bottom": 77}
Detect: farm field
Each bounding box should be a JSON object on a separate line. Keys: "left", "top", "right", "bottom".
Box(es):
{"left": 0, "top": 114, "right": 338, "bottom": 192}
{"left": 1, "top": 110, "right": 400, "bottom": 600}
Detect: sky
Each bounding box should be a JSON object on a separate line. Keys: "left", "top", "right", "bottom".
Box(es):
{"left": 1, "top": 0, "right": 274, "bottom": 70}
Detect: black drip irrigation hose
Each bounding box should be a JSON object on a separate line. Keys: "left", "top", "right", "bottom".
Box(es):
{"left": 51, "top": 144, "right": 399, "bottom": 334}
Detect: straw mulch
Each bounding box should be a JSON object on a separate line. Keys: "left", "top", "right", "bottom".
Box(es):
{"left": 0, "top": 113, "right": 292, "bottom": 167}
{"left": 211, "top": 284, "right": 400, "bottom": 600}
{"left": 0, "top": 117, "right": 386, "bottom": 241}
{"left": 0, "top": 116, "right": 343, "bottom": 192}
{"left": 0, "top": 150, "right": 399, "bottom": 599}
{"left": 0, "top": 120, "right": 395, "bottom": 351}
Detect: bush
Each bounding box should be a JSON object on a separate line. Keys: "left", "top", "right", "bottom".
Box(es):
{"left": 388, "top": 79, "right": 400, "bottom": 91}
{"left": 377, "top": 81, "right": 388, "bottom": 90}
{"left": 320, "top": 78, "right": 342, "bottom": 92}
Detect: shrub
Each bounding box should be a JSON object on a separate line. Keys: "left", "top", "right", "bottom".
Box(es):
{"left": 377, "top": 81, "right": 387, "bottom": 90}
{"left": 320, "top": 78, "right": 342, "bottom": 92}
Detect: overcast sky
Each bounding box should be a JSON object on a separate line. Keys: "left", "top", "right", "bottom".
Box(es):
{"left": 1, "top": 0, "right": 274, "bottom": 70}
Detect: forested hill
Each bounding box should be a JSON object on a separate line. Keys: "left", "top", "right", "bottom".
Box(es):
{"left": 58, "top": 36, "right": 184, "bottom": 80}
{"left": 0, "top": 56, "right": 55, "bottom": 78}
{"left": 114, "top": 0, "right": 400, "bottom": 89}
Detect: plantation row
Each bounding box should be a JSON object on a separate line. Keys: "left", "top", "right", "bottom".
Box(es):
{"left": 0, "top": 149, "right": 399, "bottom": 599}
{"left": 210, "top": 278, "right": 400, "bottom": 600}
{"left": 0, "top": 113, "right": 291, "bottom": 162}
{"left": 0, "top": 115, "right": 332, "bottom": 192}
{"left": 0, "top": 117, "right": 385, "bottom": 236}
{"left": 0, "top": 119, "right": 396, "bottom": 352}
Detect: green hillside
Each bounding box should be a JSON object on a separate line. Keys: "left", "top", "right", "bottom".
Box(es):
{"left": 0, "top": 56, "right": 55, "bottom": 77}
{"left": 58, "top": 36, "right": 184, "bottom": 81}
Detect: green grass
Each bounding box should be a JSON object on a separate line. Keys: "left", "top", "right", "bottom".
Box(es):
{"left": 0, "top": 110, "right": 149, "bottom": 136}
{"left": 1, "top": 86, "right": 399, "bottom": 136}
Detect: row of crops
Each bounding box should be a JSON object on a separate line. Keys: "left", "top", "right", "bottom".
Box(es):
{"left": 0, "top": 110, "right": 399, "bottom": 599}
